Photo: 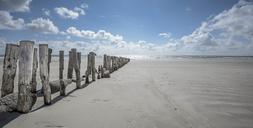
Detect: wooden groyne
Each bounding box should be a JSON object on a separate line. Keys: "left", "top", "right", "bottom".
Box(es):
{"left": 0, "top": 41, "right": 130, "bottom": 113}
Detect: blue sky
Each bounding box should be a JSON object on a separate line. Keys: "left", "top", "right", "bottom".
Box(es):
{"left": 0, "top": 0, "right": 252, "bottom": 55}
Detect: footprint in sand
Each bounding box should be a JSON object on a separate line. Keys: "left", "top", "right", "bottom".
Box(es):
{"left": 35, "top": 121, "right": 66, "bottom": 128}
{"left": 89, "top": 98, "right": 111, "bottom": 103}
{"left": 127, "top": 120, "right": 137, "bottom": 128}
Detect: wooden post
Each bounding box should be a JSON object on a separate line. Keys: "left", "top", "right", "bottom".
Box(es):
{"left": 39, "top": 44, "right": 51, "bottom": 105}
{"left": 17, "top": 40, "right": 34, "bottom": 113}
{"left": 67, "top": 51, "right": 73, "bottom": 79}
{"left": 31, "top": 48, "right": 38, "bottom": 93}
{"left": 30, "top": 48, "right": 38, "bottom": 107}
{"left": 77, "top": 52, "right": 81, "bottom": 88}
{"left": 85, "top": 53, "right": 91, "bottom": 84}
{"left": 107, "top": 55, "right": 111, "bottom": 71}
{"left": 103, "top": 54, "right": 107, "bottom": 69}
{"left": 1, "top": 44, "right": 19, "bottom": 97}
{"left": 59, "top": 51, "right": 65, "bottom": 96}
{"left": 77, "top": 52, "right": 81, "bottom": 68}
{"left": 72, "top": 49, "right": 81, "bottom": 89}
{"left": 48, "top": 48, "right": 52, "bottom": 77}
{"left": 90, "top": 52, "right": 96, "bottom": 81}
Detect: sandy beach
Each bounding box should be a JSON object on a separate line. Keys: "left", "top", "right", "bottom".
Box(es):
{"left": 0, "top": 57, "right": 253, "bottom": 128}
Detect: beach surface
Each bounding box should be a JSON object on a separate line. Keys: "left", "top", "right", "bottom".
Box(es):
{"left": 1, "top": 57, "right": 253, "bottom": 128}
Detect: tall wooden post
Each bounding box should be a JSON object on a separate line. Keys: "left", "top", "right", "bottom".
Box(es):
{"left": 85, "top": 53, "right": 91, "bottom": 84}
{"left": 71, "top": 49, "right": 81, "bottom": 89}
{"left": 59, "top": 51, "right": 65, "bottom": 96}
{"left": 90, "top": 52, "right": 96, "bottom": 81}
{"left": 76, "top": 52, "right": 81, "bottom": 88}
{"left": 31, "top": 48, "right": 38, "bottom": 93}
{"left": 67, "top": 51, "right": 73, "bottom": 79}
{"left": 1, "top": 44, "right": 19, "bottom": 97}
{"left": 30, "top": 48, "right": 38, "bottom": 107}
{"left": 48, "top": 48, "right": 52, "bottom": 78}
{"left": 77, "top": 52, "right": 81, "bottom": 68}
{"left": 103, "top": 54, "right": 107, "bottom": 69}
{"left": 17, "top": 40, "right": 34, "bottom": 113}
{"left": 39, "top": 44, "right": 51, "bottom": 105}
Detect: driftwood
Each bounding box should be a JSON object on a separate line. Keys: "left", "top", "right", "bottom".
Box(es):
{"left": 49, "top": 79, "right": 72, "bottom": 94}
{"left": 17, "top": 41, "right": 35, "bottom": 113}
{"left": 39, "top": 44, "right": 51, "bottom": 105}
{"left": 101, "top": 67, "right": 110, "bottom": 78}
{"left": 1, "top": 44, "right": 19, "bottom": 97}
{"left": 0, "top": 92, "right": 36, "bottom": 113}
{"left": 0, "top": 93, "right": 18, "bottom": 113}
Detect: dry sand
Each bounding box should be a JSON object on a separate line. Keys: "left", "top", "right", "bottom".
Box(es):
{"left": 0, "top": 57, "right": 253, "bottom": 128}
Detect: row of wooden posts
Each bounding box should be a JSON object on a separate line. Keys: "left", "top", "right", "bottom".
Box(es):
{"left": 0, "top": 40, "right": 130, "bottom": 113}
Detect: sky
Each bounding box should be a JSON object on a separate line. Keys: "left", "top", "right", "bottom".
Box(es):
{"left": 0, "top": 0, "right": 252, "bottom": 56}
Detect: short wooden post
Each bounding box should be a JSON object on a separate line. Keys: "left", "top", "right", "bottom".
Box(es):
{"left": 59, "top": 50, "right": 65, "bottom": 96}
{"left": 1, "top": 44, "right": 19, "bottom": 97}
{"left": 17, "top": 40, "right": 34, "bottom": 113}
{"left": 39, "top": 44, "right": 51, "bottom": 105}
{"left": 67, "top": 51, "right": 73, "bottom": 79}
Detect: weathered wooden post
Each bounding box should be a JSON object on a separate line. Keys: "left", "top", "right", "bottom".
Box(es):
{"left": 48, "top": 48, "right": 52, "bottom": 77}
{"left": 17, "top": 40, "right": 34, "bottom": 113}
{"left": 72, "top": 49, "right": 81, "bottom": 89}
{"left": 85, "top": 53, "right": 91, "bottom": 84}
{"left": 77, "top": 52, "right": 81, "bottom": 68}
{"left": 85, "top": 52, "right": 96, "bottom": 83}
{"left": 67, "top": 51, "right": 73, "bottom": 79}
{"left": 90, "top": 52, "right": 96, "bottom": 81}
{"left": 103, "top": 54, "right": 107, "bottom": 69}
{"left": 31, "top": 48, "right": 38, "bottom": 94}
{"left": 31, "top": 48, "right": 38, "bottom": 106}
{"left": 59, "top": 50, "right": 65, "bottom": 96}
{"left": 97, "top": 65, "right": 101, "bottom": 79}
{"left": 1, "top": 44, "right": 19, "bottom": 97}
{"left": 39, "top": 44, "right": 51, "bottom": 105}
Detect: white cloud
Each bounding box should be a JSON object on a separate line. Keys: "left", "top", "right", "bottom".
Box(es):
{"left": 80, "top": 3, "right": 89, "bottom": 9}
{"left": 55, "top": 7, "right": 79, "bottom": 19}
{"left": 66, "top": 27, "right": 125, "bottom": 45}
{"left": 74, "top": 7, "right": 85, "bottom": 15}
{"left": 0, "top": 0, "right": 32, "bottom": 12}
{"left": 159, "top": 32, "right": 172, "bottom": 38}
{"left": 42, "top": 8, "right": 50, "bottom": 16}
{"left": 180, "top": 0, "right": 253, "bottom": 54}
{"left": 54, "top": 3, "right": 88, "bottom": 19}
{"left": 26, "top": 18, "right": 59, "bottom": 34}
{"left": 0, "top": 11, "right": 25, "bottom": 30}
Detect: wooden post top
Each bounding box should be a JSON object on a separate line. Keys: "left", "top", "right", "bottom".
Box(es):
{"left": 39, "top": 44, "right": 48, "bottom": 46}
{"left": 19, "top": 40, "right": 35, "bottom": 44}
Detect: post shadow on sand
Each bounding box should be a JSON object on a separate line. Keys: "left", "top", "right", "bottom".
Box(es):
{"left": 0, "top": 81, "right": 93, "bottom": 128}
{"left": 32, "top": 80, "right": 93, "bottom": 112}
